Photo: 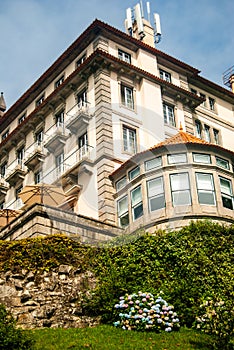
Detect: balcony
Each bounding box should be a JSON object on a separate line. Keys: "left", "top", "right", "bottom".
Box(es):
{"left": 44, "top": 123, "right": 69, "bottom": 153}
{"left": 5, "top": 160, "right": 27, "bottom": 186}
{"left": 0, "top": 175, "right": 9, "bottom": 195}
{"left": 66, "top": 101, "right": 91, "bottom": 134}
{"left": 42, "top": 144, "right": 94, "bottom": 186}
{"left": 24, "top": 143, "right": 46, "bottom": 170}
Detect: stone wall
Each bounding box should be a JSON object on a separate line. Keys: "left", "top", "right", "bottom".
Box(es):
{"left": 0, "top": 265, "right": 100, "bottom": 329}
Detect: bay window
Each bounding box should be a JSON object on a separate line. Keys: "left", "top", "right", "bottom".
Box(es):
{"left": 196, "top": 173, "right": 215, "bottom": 205}
{"left": 131, "top": 185, "right": 143, "bottom": 221}
{"left": 170, "top": 172, "right": 191, "bottom": 206}
{"left": 147, "top": 176, "right": 165, "bottom": 211}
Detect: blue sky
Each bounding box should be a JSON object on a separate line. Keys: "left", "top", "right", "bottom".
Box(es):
{"left": 1, "top": 0, "right": 233, "bottom": 108}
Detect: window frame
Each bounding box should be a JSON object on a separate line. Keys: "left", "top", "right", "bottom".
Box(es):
{"left": 120, "top": 83, "right": 134, "bottom": 110}
{"left": 168, "top": 153, "right": 187, "bottom": 165}
{"left": 196, "top": 172, "right": 216, "bottom": 206}
{"left": 216, "top": 156, "right": 230, "bottom": 170}
{"left": 117, "top": 195, "right": 129, "bottom": 228}
{"left": 116, "top": 176, "right": 127, "bottom": 191}
{"left": 131, "top": 185, "right": 143, "bottom": 221}
{"left": 128, "top": 166, "right": 140, "bottom": 181}
{"left": 170, "top": 172, "right": 192, "bottom": 207}
{"left": 219, "top": 176, "right": 233, "bottom": 210}
{"left": 36, "top": 94, "right": 45, "bottom": 107}
{"left": 163, "top": 103, "right": 176, "bottom": 127}
{"left": 122, "top": 125, "right": 137, "bottom": 154}
{"left": 118, "top": 49, "right": 131, "bottom": 64}
{"left": 55, "top": 75, "right": 64, "bottom": 88}
{"left": 193, "top": 153, "right": 211, "bottom": 164}
{"left": 147, "top": 176, "right": 165, "bottom": 212}
{"left": 159, "top": 69, "right": 171, "bottom": 82}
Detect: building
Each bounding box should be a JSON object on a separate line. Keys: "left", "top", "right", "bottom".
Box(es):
{"left": 0, "top": 7, "right": 233, "bottom": 242}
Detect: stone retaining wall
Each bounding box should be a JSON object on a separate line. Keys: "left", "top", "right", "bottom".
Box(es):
{"left": 0, "top": 265, "right": 100, "bottom": 329}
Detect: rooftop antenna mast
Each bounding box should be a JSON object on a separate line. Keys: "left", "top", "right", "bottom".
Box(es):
{"left": 125, "top": 2, "right": 162, "bottom": 46}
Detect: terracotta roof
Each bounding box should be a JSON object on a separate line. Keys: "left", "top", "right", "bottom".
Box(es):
{"left": 110, "top": 130, "right": 234, "bottom": 178}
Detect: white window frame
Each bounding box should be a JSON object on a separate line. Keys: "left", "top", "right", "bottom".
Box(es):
{"left": 204, "top": 125, "right": 211, "bottom": 142}
{"left": 147, "top": 176, "right": 165, "bottom": 212}
{"left": 116, "top": 176, "right": 127, "bottom": 191}
{"left": 196, "top": 172, "right": 216, "bottom": 205}
{"left": 121, "top": 84, "right": 134, "bottom": 110}
{"left": 195, "top": 120, "right": 202, "bottom": 139}
{"left": 145, "top": 156, "right": 162, "bottom": 171}
{"left": 193, "top": 153, "right": 211, "bottom": 164}
{"left": 168, "top": 153, "right": 187, "bottom": 164}
{"left": 55, "top": 75, "right": 64, "bottom": 88}
{"left": 163, "top": 103, "right": 175, "bottom": 127}
{"left": 216, "top": 156, "right": 230, "bottom": 170}
{"left": 131, "top": 185, "right": 143, "bottom": 221}
{"left": 118, "top": 49, "right": 131, "bottom": 64}
{"left": 170, "top": 172, "right": 191, "bottom": 206}
{"left": 219, "top": 176, "right": 233, "bottom": 210}
{"left": 117, "top": 195, "right": 129, "bottom": 228}
{"left": 129, "top": 166, "right": 140, "bottom": 181}
{"left": 159, "top": 69, "right": 171, "bottom": 82}
{"left": 123, "top": 125, "right": 137, "bottom": 154}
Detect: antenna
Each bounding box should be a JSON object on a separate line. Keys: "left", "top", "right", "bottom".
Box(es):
{"left": 134, "top": 3, "right": 144, "bottom": 35}
{"left": 146, "top": 2, "right": 150, "bottom": 22}
{"left": 154, "top": 13, "right": 162, "bottom": 44}
{"left": 126, "top": 7, "right": 133, "bottom": 35}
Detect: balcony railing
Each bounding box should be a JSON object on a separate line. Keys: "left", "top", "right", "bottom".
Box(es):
{"left": 24, "top": 142, "right": 46, "bottom": 170}
{"left": 5, "top": 159, "right": 27, "bottom": 186}
{"left": 42, "top": 144, "right": 94, "bottom": 184}
{"left": 44, "top": 122, "right": 69, "bottom": 152}
{"left": 0, "top": 175, "right": 9, "bottom": 194}
{"left": 66, "top": 101, "right": 91, "bottom": 134}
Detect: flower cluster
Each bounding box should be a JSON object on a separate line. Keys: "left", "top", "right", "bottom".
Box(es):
{"left": 194, "top": 298, "right": 234, "bottom": 349}
{"left": 113, "top": 291, "right": 180, "bottom": 332}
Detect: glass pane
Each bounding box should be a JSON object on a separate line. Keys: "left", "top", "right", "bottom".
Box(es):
{"left": 196, "top": 173, "right": 213, "bottom": 190}
{"left": 216, "top": 157, "right": 230, "bottom": 170}
{"left": 131, "top": 186, "right": 142, "bottom": 206}
{"left": 172, "top": 190, "right": 191, "bottom": 206}
{"left": 220, "top": 178, "right": 232, "bottom": 195}
{"left": 168, "top": 153, "right": 187, "bottom": 164}
{"left": 116, "top": 177, "right": 127, "bottom": 191}
{"left": 118, "top": 196, "right": 128, "bottom": 216}
{"left": 145, "top": 157, "right": 162, "bottom": 171}
{"left": 129, "top": 167, "right": 140, "bottom": 180}
{"left": 193, "top": 153, "right": 211, "bottom": 164}
{"left": 222, "top": 196, "right": 233, "bottom": 210}
{"left": 120, "top": 213, "right": 129, "bottom": 227}
{"left": 150, "top": 195, "right": 165, "bottom": 211}
{"left": 133, "top": 203, "right": 143, "bottom": 220}
{"left": 148, "top": 177, "right": 163, "bottom": 196}
{"left": 198, "top": 191, "right": 215, "bottom": 205}
{"left": 170, "top": 173, "right": 189, "bottom": 191}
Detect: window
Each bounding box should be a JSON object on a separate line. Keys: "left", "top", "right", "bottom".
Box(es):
{"left": 168, "top": 153, "right": 187, "bottom": 164}
{"left": 56, "top": 111, "right": 64, "bottom": 126}
{"left": 213, "top": 129, "right": 219, "bottom": 144}
{"left": 123, "top": 125, "right": 137, "bottom": 154}
{"left": 195, "top": 120, "right": 202, "bottom": 138}
{"left": 35, "top": 171, "right": 42, "bottom": 184}
{"left": 76, "top": 54, "right": 86, "bottom": 67}
{"left": 129, "top": 166, "right": 140, "bottom": 181}
{"left": 159, "top": 69, "right": 171, "bottom": 82}
{"left": 55, "top": 152, "right": 64, "bottom": 175}
{"left": 17, "top": 147, "right": 25, "bottom": 166}
{"left": 35, "top": 130, "right": 43, "bottom": 145}
{"left": 145, "top": 156, "right": 162, "bottom": 171}
{"left": 78, "top": 132, "right": 88, "bottom": 158}
{"left": 1, "top": 129, "right": 9, "bottom": 141}
{"left": 170, "top": 173, "right": 191, "bottom": 206}
{"left": 0, "top": 162, "right": 7, "bottom": 177}
{"left": 15, "top": 185, "right": 23, "bottom": 208}
{"left": 191, "top": 88, "right": 197, "bottom": 95}
{"left": 55, "top": 75, "right": 64, "bottom": 88}
{"left": 216, "top": 157, "right": 230, "bottom": 170}
{"left": 77, "top": 90, "right": 87, "bottom": 107}
{"left": 118, "top": 49, "right": 131, "bottom": 64}
{"left": 204, "top": 125, "right": 211, "bottom": 142}
{"left": 121, "top": 84, "right": 134, "bottom": 109}
{"left": 147, "top": 176, "right": 165, "bottom": 211}
{"left": 117, "top": 196, "right": 129, "bottom": 227}
{"left": 199, "top": 93, "right": 206, "bottom": 107}
{"left": 219, "top": 177, "right": 233, "bottom": 210}
{"left": 163, "top": 103, "right": 175, "bottom": 127}
{"left": 193, "top": 153, "right": 211, "bottom": 164}
{"left": 209, "top": 97, "right": 215, "bottom": 111}
{"left": 131, "top": 185, "right": 143, "bottom": 221}
{"left": 36, "top": 94, "right": 45, "bottom": 107}
{"left": 196, "top": 173, "right": 215, "bottom": 205}
{"left": 18, "top": 114, "right": 26, "bottom": 124}
{"left": 116, "top": 177, "right": 127, "bottom": 191}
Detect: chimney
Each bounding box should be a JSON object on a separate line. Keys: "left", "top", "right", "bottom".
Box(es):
{"left": 0, "top": 92, "right": 6, "bottom": 117}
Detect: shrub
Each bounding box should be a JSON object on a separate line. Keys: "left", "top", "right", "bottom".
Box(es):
{"left": 113, "top": 291, "right": 180, "bottom": 332}
{"left": 0, "top": 304, "right": 34, "bottom": 350}
{"left": 194, "top": 297, "right": 234, "bottom": 349}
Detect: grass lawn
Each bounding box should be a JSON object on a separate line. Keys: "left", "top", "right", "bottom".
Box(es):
{"left": 30, "top": 325, "right": 212, "bottom": 350}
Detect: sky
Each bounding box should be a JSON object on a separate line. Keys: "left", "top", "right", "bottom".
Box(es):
{"left": 1, "top": 0, "right": 233, "bottom": 109}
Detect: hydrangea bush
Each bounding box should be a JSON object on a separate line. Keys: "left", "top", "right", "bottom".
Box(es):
{"left": 194, "top": 298, "right": 234, "bottom": 350}
{"left": 113, "top": 291, "right": 180, "bottom": 332}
